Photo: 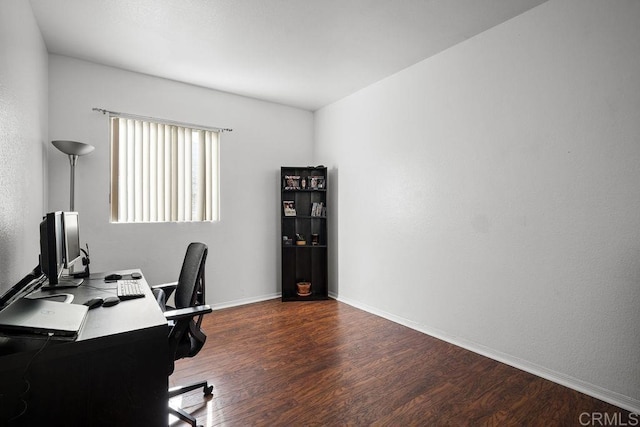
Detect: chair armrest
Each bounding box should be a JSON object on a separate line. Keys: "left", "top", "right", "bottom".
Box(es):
{"left": 163, "top": 304, "right": 212, "bottom": 321}
{"left": 151, "top": 281, "right": 178, "bottom": 301}
{"left": 151, "top": 281, "right": 178, "bottom": 291}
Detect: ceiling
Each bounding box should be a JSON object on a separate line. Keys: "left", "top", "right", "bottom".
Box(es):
{"left": 29, "top": 0, "right": 546, "bottom": 111}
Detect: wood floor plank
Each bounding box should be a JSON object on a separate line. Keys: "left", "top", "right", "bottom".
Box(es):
{"left": 169, "top": 299, "right": 632, "bottom": 426}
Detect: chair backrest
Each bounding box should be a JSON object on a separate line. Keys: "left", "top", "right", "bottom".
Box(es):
{"left": 175, "top": 242, "right": 208, "bottom": 309}
{"left": 168, "top": 242, "right": 208, "bottom": 372}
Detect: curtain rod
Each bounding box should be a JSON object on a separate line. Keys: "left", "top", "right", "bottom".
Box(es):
{"left": 92, "top": 108, "right": 232, "bottom": 133}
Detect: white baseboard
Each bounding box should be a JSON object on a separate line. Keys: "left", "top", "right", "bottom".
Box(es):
{"left": 331, "top": 292, "right": 640, "bottom": 414}
{"left": 211, "top": 292, "right": 280, "bottom": 311}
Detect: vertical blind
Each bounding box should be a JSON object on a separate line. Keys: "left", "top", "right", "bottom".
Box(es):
{"left": 110, "top": 117, "right": 219, "bottom": 223}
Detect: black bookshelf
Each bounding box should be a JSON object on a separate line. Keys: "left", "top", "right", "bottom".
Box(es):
{"left": 281, "top": 166, "right": 328, "bottom": 301}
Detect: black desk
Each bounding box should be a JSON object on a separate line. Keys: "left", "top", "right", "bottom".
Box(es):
{"left": 0, "top": 270, "right": 168, "bottom": 426}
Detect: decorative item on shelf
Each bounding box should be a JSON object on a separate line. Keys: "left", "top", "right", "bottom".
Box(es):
{"left": 309, "top": 176, "right": 325, "bottom": 190}
{"left": 301, "top": 177, "right": 307, "bottom": 189}
{"left": 311, "top": 234, "right": 319, "bottom": 245}
{"left": 283, "top": 201, "right": 296, "bottom": 216}
{"left": 295, "top": 233, "right": 306, "bottom": 246}
{"left": 284, "top": 175, "right": 301, "bottom": 190}
{"left": 296, "top": 281, "right": 311, "bottom": 296}
{"left": 283, "top": 236, "right": 293, "bottom": 246}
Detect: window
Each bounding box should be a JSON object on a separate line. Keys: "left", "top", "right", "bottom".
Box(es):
{"left": 110, "top": 117, "right": 219, "bottom": 223}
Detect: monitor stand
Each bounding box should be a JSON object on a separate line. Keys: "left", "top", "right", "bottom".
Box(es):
{"left": 41, "top": 276, "right": 84, "bottom": 290}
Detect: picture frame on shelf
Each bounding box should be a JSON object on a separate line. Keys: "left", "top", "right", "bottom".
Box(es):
{"left": 284, "top": 175, "right": 301, "bottom": 190}
{"left": 309, "top": 176, "right": 325, "bottom": 190}
{"left": 283, "top": 201, "right": 296, "bottom": 216}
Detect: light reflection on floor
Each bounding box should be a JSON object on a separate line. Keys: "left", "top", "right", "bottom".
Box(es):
{"left": 168, "top": 388, "right": 222, "bottom": 427}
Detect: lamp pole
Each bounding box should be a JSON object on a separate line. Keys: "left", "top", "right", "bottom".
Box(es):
{"left": 68, "top": 154, "right": 79, "bottom": 211}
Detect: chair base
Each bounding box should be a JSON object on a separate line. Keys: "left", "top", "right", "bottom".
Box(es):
{"left": 168, "top": 380, "right": 213, "bottom": 427}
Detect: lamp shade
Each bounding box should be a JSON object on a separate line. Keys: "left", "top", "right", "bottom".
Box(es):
{"left": 52, "top": 140, "right": 95, "bottom": 156}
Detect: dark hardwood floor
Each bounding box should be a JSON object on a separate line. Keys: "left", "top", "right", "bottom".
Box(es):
{"left": 169, "top": 298, "right": 632, "bottom": 426}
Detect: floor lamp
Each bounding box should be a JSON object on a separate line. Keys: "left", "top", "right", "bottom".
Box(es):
{"left": 52, "top": 140, "right": 95, "bottom": 211}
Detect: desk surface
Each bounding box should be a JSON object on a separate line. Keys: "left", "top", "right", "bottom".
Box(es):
{"left": 26, "top": 269, "right": 167, "bottom": 341}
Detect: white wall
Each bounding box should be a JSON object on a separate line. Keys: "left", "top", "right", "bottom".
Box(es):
{"left": 315, "top": 0, "right": 640, "bottom": 411}
{"left": 0, "top": 0, "right": 48, "bottom": 293}
{"left": 48, "top": 55, "right": 314, "bottom": 306}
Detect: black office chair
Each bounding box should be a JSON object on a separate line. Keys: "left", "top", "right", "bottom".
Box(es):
{"left": 152, "top": 242, "right": 214, "bottom": 427}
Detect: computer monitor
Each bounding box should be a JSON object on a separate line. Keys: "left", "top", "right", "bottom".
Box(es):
{"left": 39, "top": 211, "right": 84, "bottom": 289}
{"left": 62, "top": 212, "right": 82, "bottom": 270}
{"left": 39, "top": 212, "right": 64, "bottom": 285}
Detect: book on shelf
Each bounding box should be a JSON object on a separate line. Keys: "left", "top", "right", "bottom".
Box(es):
{"left": 311, "top": 202, "right": 325, "bottom": 217}
{"left": 283, "top": 201, "right": 296, "bottom": 216}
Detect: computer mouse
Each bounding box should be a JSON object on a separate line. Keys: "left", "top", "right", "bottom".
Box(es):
{"left": 102, "top": 296, "right": 121, "bottom": 307}
{"left": 131, "top": 272, "right": 142, "bottom": 280}
{"left": 83, "top": 297, "right": 104, "bottom": 309}
{"left": 104, "top": 274, "right": 122, "bottom": 281}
